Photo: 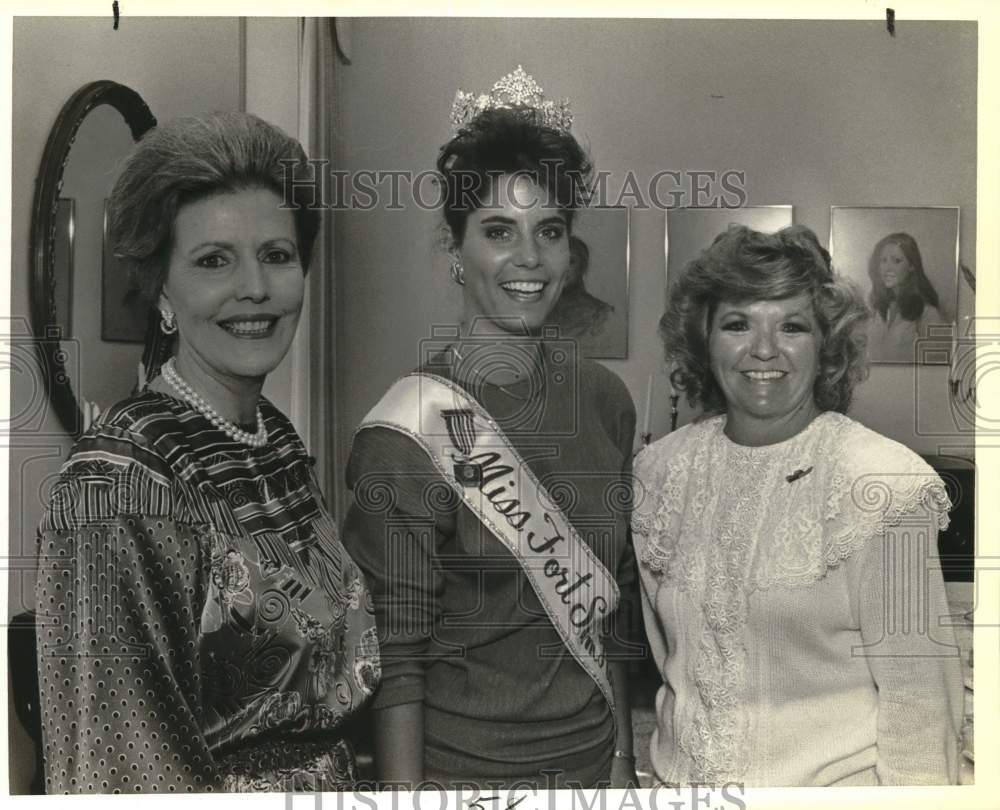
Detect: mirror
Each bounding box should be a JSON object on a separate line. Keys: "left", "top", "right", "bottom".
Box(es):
{"left": 29, "top": 81, "right": 157, "bottom": 437}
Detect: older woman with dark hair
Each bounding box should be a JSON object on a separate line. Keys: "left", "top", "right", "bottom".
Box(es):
{"left": 633, "top": 224, "right": 963, "bottom": 786}
{"left": 866, "top": 232, "right": 946, "bottom": 362}
{"left": 343, "top": 68, "right": 638, "bottom": 789}
{"left": 35, "top": 112, "right": 378, "bottom": 794}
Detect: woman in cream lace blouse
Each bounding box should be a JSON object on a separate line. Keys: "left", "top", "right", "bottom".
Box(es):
{"left": 633, "top": 224, "right": 963, "bottom": 786}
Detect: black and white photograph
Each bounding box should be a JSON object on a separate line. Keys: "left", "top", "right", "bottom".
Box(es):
{"left": 4, "top": 5, "right": 990, "bottom": 802}
{"left": 830, "top": 205, "right": 961, "bottom": 364}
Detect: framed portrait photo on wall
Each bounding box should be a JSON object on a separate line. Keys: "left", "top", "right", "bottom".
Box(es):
{"left": 830, "top": 206, "right": 959, "bottom": 364}
{"left": 101, "top": 198, "right": 147, "bottom": 343}
{"left": 550, "top": 205, "right": 630, "bottom": 359}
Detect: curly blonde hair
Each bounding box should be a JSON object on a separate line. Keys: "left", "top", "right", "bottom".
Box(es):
{"left": 659, "top": 224, "right": 870, "bottom": 414}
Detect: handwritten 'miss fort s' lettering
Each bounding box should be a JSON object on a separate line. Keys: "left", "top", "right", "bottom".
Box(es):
{"left": 467, "top": 449, "right": 609, "bottom": 666}
{"left": 470, "top": 451, "right": 513, "bottom": 487}
{"left": 571, "top": 596, "right": 609, "bottom": 631}
{"left": 542, "top": 558, "right": 595, "bottom": 605}
{"left": 470, "top": 450, "right": 531, "bottom": 529}
{"left": 526, "top": 513, "right": 565, "bottom": 554}
{"left": 572, "top": 596, "right": 610, "bottom": 665}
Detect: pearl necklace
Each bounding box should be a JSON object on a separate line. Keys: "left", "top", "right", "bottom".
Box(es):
{"left": 161, "top": 357, "right": 268, "bottom": 448}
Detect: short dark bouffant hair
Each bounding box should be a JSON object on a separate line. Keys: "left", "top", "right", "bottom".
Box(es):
{"left": 659, "top": 224, "right": 870, "bottom": 414}
{"left": 435, "top": 108, "right": 592, "bottom": 245}
{"left": 108, "top": 112, "right": 321, "bottom": 305}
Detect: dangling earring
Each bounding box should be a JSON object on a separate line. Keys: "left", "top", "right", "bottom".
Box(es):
{"left": 160, "top": 309, "right": 178, "bottom": 335}
{"left": 450, "top": 261, "right": 466, "bottom": 286}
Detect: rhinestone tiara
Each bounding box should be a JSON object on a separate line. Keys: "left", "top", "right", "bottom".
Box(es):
{"left": 449, "top": 65, "right": 573, "bottom": 136}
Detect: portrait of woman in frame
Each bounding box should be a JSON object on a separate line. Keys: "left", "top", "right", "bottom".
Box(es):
{"left": 829, "top": 206, "right": 960, "bottom": 364}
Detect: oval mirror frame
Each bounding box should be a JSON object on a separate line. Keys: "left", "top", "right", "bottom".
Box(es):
{"left": 29, "top": 80, "right": 157, "bottom": 437}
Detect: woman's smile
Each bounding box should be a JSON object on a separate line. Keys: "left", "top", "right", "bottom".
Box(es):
{"left": 740, "top": 369, "right": 787, "bottom": 382}
{"left": 709, "top": 293, "right": 822, "bottom": 445}
{"left": 499, "top": 279, "right": 548, "bottom": 302}
{"left": 158, "top": 186, "right": 305, "bottom": 415}
{"left": 455, "top": 174, "right": 570, "bottom": 334}
{"left": 217, "top": 313, "right": 281, "bottom": 338}
{"left": 878, "top": 242, "right": 912, "bottom": 290}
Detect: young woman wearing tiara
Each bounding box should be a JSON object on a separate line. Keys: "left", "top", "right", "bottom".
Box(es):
{"left": 343, "top": 67, "right": 640, "bottom": 789}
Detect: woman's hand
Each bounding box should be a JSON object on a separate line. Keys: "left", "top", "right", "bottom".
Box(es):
{"left": 609, "top": 753, "right": 639, "bottom": 787}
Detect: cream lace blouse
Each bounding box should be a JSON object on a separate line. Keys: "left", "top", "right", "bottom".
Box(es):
{"left": 632, "top": 411, "right": 964, "bottom": 786}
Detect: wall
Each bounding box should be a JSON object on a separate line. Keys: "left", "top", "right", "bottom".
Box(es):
{"left": 333, "top": 18, "right": 977, "bottom": 509}
{"left": 245, "top": 17, "right": 311, "bottom": 436}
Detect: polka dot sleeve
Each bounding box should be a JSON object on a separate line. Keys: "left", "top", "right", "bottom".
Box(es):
{"left": 35, "top": 515, "right": 220, "bottom": 793}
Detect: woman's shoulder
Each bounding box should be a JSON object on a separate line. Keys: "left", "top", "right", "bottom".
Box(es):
{"left": 822, "top": 412, "right": 938, "bottom": 478}
{"left": 576, "top": 359, "right": 636, "bottom": 441}
{"left": 578, "top": 357, "right": 632, "bottom": 403}
{"left": 347, "top": 417, "right": 441, "bottom": 492}
{"left": 42, "top": 393, "right": 183, "bottom": 532}
{"left": 66, "top": 391, "right": 180, "bottom": 473}
{"left": 633, "top": 415, "right": 723, "bottom": 484}
{"left": 818, "top": 413, "right": 950, "bottom": 527}
{"left": 105, "top": 388, "right": 305, "bottom": 459}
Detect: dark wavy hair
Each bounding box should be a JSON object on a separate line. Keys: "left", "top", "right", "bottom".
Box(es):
{"left": 867, "top": 232, "right": 941, "bottom": 322}
{"left": 435, "top": 108, "right": 593, "bottom": 245}
{"left": 659, "top": 224, "right": 870, "bottom": 414}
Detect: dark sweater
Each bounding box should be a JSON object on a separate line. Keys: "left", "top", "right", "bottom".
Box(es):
{"left": 342, "top": 350, "right": 638, "bottom": 787}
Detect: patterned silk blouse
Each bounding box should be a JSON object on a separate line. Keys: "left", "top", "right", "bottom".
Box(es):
{"left": 35, "top": 391, "right": 378, "bottom": 793}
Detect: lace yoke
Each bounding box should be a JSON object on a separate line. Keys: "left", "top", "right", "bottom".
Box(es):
{"left": 631, "top": 412, "right": 950, "bottom": 782}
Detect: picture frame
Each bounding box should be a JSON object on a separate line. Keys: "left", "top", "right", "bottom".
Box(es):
{"left": 665, "top": 205, "right": 794, "bottom": 290}
{"left": 551, "top": 205, "right": 630, "bottom": 359}
{"left": 101, "top": 197, "right": 147, "bottom": 343}
{"left": 829, "top": 206, "right": 960, "bottom": 364}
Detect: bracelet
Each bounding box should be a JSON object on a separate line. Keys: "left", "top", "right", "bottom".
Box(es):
{"left": 612, "top": 749, "right": 636, "bottom": 762}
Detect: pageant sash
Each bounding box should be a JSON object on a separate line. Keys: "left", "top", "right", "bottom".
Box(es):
{"left": 357, "top": 372, "right": 619, "bottom": 721}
